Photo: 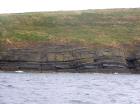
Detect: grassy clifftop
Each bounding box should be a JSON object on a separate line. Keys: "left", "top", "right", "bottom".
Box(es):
{"left": 0, "top": 8, "right": 140, "bottom": 48}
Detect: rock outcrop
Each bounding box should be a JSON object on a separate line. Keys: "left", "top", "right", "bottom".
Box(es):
{"left": 0, "top": 44, "right": 139, "bottom": 73}
{"left": 126, "top": 44, "right": 140, "bottom": 73}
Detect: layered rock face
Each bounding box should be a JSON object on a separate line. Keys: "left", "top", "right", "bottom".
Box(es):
{"left": 93, "top": 48, "right": 129, "bottom": 73}
{"left": 126, "top": 45, "right": 140, "bottom": 73}
{"left": 0, "top": 44, "right": 139, "bottom": 73}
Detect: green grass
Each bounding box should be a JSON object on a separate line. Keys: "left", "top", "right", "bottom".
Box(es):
{"left": 12, "top": 33, "right": 49, "bottom": 41}
{"left": 0, "top": 8, "right": 140, "bottom": 47}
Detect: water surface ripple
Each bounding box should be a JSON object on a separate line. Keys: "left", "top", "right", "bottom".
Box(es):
{"left": 0, "top": 72, "right": 140, "bottom": 104}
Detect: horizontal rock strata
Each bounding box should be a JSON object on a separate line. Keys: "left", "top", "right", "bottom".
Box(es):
{"left": 0, "top": 44, "right": 139, "bottom": 73}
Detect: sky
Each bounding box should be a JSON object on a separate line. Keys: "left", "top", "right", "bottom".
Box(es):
{"left": 0, "top": 0, "right": 140, "bottom": 13}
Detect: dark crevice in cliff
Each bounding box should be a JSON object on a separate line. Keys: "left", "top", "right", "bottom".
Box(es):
{"left": 126, "top": 58, "right": 137, "bottom": 72}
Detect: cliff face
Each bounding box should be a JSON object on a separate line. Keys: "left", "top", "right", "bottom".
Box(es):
{"left": 126, "top": 44, "right": 140, "bottom": 73}
{"left": 0, "top": 8, "right": 140, "bottom": 73}
{"left": 0, "top": 44, "right": 139, "bottom": 73}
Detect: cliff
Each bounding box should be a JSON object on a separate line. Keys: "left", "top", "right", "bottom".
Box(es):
{"left": 0, "top": 43, "right": 139, "bottom": 73}
{"left": 0, "top": 8, "right": 140, "bottom": 73}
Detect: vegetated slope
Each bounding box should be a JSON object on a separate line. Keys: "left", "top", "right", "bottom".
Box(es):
{"left": 0, "top": 8, "right": 140, "bottom": 48}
